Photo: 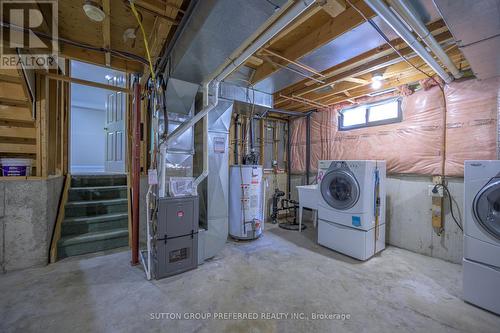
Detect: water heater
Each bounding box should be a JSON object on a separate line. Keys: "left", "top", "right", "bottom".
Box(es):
{"left": 229, "top": 165, "right": 264, "bottom": 240}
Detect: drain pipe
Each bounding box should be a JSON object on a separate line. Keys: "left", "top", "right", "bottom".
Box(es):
{"left": 363, "top": 0, "right": 453, "bottom": 83}
{"left": 166, "top": 0, "right": 316, "bottom": 185}
{"left": 387, "top": 0, "right": 462, "bottom": 79}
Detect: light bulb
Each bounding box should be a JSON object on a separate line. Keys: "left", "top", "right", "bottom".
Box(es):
{"left": 371, "top": 80, "right": 382, "bottom": 89}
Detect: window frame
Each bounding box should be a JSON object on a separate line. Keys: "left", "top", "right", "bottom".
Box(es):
{"left": 338, "top": 97, "right": 402, "bottom": 131}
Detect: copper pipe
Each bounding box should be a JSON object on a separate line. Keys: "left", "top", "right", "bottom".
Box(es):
{"left": 131, "top": 81, "right": 141, "bottom": 265}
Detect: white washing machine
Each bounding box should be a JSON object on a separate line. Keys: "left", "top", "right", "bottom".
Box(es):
{"left": 317, "top": 160, "right": 386, "bottom": 260}
{"left": 463, "top": 160, "right": 500, "bottom": 315}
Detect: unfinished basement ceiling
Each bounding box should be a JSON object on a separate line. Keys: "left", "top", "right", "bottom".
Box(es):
{"left": 230, "top": 0, "right": 468, "bottom": 112}
{"left": 56, "top": 0, "right": 186, "bottom": 71}
{"left": 168, "top": 0, "right": 289, "bottom": 84}
{"left": 252, "top": 18, "right": 398, "bottom": 94}
{"left": 253, "top": 0, "right": 442, "bottom": 94}
{"left": 434, "top": 0, "right": 500, "bottom": 80}
{"left": 255, "top": 0, "right": 440, "bottom": 93}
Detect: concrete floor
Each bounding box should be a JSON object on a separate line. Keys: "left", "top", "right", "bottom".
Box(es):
{"left": 1, "top": 220, "right": 499, "bottom": 333}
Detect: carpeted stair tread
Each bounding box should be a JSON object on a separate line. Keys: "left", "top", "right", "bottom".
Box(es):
{"left": 58, "top": 228, "right": 129, "bottom": 247}
{"left": 64, "top": 212, "right": 128, "bottom": 224}
{"left": 66, "top": 198, "right": 128, "bottom": 206}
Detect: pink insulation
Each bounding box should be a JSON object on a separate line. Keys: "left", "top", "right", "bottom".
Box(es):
{"left": 290, "top": 78, "right": 500, "bottom": 176}
{"left": 444, "top": 78, "right": 500, "bottom": 176}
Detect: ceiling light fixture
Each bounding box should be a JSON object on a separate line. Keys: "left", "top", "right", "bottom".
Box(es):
{"left": 371, "top": 80, "right": 382, "bottom": 89}
{"left": 123, "top": 28, "right": 137, "bottom": 43}
{"left": 83, "top": 0, "right": 106, "bottom": 22}
{"left": 371, "top": 72, "right": 384, "bottom": 89}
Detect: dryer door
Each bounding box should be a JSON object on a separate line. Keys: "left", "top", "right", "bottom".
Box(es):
{"left": 320, "top": 169, "right": 360, "bottom": 210}
{"left": 473, "top": 179, "right": 500, "bottom": 241}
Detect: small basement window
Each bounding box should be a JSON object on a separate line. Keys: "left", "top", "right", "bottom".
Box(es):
{"left": 339, "top": 98, "right": 402, "bottom": 131}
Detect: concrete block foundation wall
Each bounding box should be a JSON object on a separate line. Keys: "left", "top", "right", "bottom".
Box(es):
{"left": 0, "top": 176, "right": 64, "bottom": 273}
{"left": 291, "top": 174, "right": 464, "bottom": 264}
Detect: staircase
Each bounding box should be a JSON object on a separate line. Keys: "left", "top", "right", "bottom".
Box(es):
{"left": 57, "top": 175, "right": 129, "bottom": 259}
{"left": 0, "top": 67, "right": 36, "bottom": 161}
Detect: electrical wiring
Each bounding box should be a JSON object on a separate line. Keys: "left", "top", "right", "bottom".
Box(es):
{"left": 347, "top": 0, "right": 458, "bottom": 233}
{"left": 0, "top": 21, "right": 149, "bottom": 65}
{"left": 129, "top": 0, "right": 156, "bottom": 84}
{"left": 345, "top": 0, "right": 443, "bottom": 89}
{"left": 433, "top": 183, "right": 464, "bottom": 232}
{"left": 265, "top": 0, "right": 281, "bottom": 11}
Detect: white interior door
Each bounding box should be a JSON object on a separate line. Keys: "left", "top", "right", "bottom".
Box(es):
{"left": 105, "top": 79, "right": 126, "bottom": 173}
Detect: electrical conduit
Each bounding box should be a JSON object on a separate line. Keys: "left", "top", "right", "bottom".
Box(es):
{"left": 363, "top": 0, "right": 454, "bottom": 83}
{"left": 387, "top": 0, "right": 462, "bottom": 79}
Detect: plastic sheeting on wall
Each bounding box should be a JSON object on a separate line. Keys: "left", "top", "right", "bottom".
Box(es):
{"left": 290, "top": 77, "right": 500, "bottom": 177}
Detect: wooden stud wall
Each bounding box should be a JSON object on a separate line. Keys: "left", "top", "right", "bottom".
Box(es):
{"left": 0, "top": 67, "right": 37, "bottom": 168}
{"left": 30, "top": 70, "right": 69, "bottom": 178}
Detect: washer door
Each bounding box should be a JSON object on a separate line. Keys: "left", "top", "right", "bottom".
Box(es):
{"left": 473, "top": 179, "right": 500, "bottom": 240}
{"left": 320, "top": 169, "right": 360, "bottom": 210}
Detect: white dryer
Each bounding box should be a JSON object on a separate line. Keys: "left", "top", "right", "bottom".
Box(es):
{"left": 463, "top": 160, "right": 500, "bottom": 315}
{"left": 317, "top": 160, "right": 386, "bottom": 260}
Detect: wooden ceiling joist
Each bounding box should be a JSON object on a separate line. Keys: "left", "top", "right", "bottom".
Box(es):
{"left": 251, "top": 0, "right": 375, "bottom": 84}
{"left": 125, "top": 1, "right": 180, "bottom": 25}
{"left": 52, "top": 0, "right": 187, "bottom": 74}
{"left": 139, "top": 0, "right": 184, "bottom": 84}
{"left": 262, "top": 3, "right": 325, "bottom": 50}
{"left": 135, "top": 0, "right": 184, "bottom": 17}
{"left": 274, "top": 29, "right": 453, "bottom": 108}
{"left": 275, "top": 19, "right": 447, "bottom": 99}
{"left": 341, "top": 77, "right": 370, "bottom": 84}
{"left": 279, "top": 94, "right": 328, "bottom": 109}
{"left": 61, "top": 44, "right": 144, "bottom": 73}
{"left": 260, "top": 48, "right": 325, "bottom": 78}
{"left": 283, "top": 50, "right": 468, "bottom": 112}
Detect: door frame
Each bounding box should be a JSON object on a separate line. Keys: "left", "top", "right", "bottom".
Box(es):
{"left": 66, "top": 60, "right": 131, "bottom": 174}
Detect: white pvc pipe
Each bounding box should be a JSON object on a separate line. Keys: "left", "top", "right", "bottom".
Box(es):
{"left": 144, "top": 188, "right": 152, "bottom": 280}
{"left": 388, "top": 0, "right": 462, "bottom": 79}
{"left": 364, "top": 0, "right": 454, "bottom": 83}
{"left": 166, "top": 0, "right": 316, "bottom": 188}
{"left": 166, "top": 0, "right": 316, "bottom": 148}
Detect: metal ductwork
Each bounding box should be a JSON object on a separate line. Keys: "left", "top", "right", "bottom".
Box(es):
{"left": 154, "top": 0, "right": 316, "bottom": 265}
{"left": 388, "top": 0, "right": 462, "bottom": 79}
{"left": 168, "top": 0, "right": 290, "bottom": 84}
{"left": 195, "top": 99, "right": 234, "bottom": 261}
{"left": 433, "top": 0, "right": 500, "bottom": 80}
{"left": 219, "top": 82, "right": 274, "bottom": 109}
{"left": 158, "top": 78, "right": 199, "bottom": 197}
{"left": 364, "top": 0, "right": 454, "bottom": 83}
